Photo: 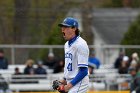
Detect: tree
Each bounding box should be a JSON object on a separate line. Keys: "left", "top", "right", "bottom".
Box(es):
{"left": 13, "top": 0, "right": 31, "bottom": 44}
{"left": 121, "top": 14, "right": 140, "bottom": 56}
{"left": 102, "top": 0, "right": 140, "bottom": 8}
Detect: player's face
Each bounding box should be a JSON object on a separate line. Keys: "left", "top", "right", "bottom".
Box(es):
{"left": 61, "top": 26, "right": 76, "bottom": 40}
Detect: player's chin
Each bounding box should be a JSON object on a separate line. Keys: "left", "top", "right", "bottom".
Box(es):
{"left": 63, "top": 36, "right": 67, "bottom": 40}
{"left": 63, "top": 36, "right": 68, "bottom": 41}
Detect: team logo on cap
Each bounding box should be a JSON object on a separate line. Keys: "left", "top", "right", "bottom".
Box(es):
{"left": 63, "top": 19, "right": 67, "bottom": 23}
{"left": 73, "top": 22, "right": 76, "bottom": 26}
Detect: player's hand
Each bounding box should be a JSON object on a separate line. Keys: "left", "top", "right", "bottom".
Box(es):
{"left": 57, "top": 84, "right": 66, "bottom": 93}
{"left": 59, "top": 79, "right": 67, "bottom": 85}
{"left": 57, "top": 83, "right": 73, "bottom": 93}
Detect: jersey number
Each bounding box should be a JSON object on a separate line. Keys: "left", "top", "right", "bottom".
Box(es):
{"left": 67, "top": 63, "right": 72, "bottom": 71}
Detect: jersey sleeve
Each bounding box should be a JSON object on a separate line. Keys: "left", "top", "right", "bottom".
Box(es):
{"left": 77, "top": 43, "right": 89, "bottom": 67}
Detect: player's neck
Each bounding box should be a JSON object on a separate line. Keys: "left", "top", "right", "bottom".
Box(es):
{"left": 68, "top": 35, "right": 79, "bottom": 47}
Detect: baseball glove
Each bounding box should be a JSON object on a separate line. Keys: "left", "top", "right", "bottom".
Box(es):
{"left": 52, "top": 80, "right": 67, "bottom": 93}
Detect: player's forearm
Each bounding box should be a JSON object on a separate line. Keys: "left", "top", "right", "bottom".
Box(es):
{"left": 61, "top": 67, "right": 88, "bottom": 92}
{"left": 70, "top": 67, "right": 88, "bottom": 86}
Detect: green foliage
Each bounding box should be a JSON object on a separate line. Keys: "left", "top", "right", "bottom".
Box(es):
{"left": 101, "top": 0, "right": 123, "bottom": 7}
{"left": 39, "top": 15, "right": 66, "bottom": 59}
{"left": 111, "top": 0, "right": 123, "bottom": 7}
{"left": 131, "top": 0, "right": 140, "bottom": 8}
{"left": 121, "top": 15, "right": 140, "bottom": 45}
{"left": 102, "top": 0, "right": 140, "bottom": 8}
{"left": 0, "top": 0, "right": 14, "bottom": 44}
{"left": 44, "top": 18, "right": 65, "bottom": 45}
{"left": 121, "top": 14, "right": 140, "bottom": 56}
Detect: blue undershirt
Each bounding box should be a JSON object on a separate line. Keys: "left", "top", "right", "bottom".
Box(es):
{"left": 68, "top": 35, "right": 79, "bottom": 47}
{"left": 70, "top": 67, "right": 88, "bottom": 86}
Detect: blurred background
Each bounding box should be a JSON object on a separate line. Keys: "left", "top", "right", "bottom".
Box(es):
{"left": 0, "top": 0, "right": 140, "bottom": 93}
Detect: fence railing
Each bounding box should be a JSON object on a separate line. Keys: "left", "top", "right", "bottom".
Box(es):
{"left": 0, "top": 45, "right": 140, "bottom": 64}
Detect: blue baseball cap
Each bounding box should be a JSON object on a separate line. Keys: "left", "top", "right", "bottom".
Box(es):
{"left": 58, "top": 17, "right": 79, "bottom": 28}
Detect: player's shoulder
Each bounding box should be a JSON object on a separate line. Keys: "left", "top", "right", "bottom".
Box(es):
{"left": 76, "top": 37, "right": 89, "bottom": 53}
{"left": 77, "top": 37, "right": 87, "bottom": 45}
{"left": 76, "top": 37, "right": 88, "bottom": 49}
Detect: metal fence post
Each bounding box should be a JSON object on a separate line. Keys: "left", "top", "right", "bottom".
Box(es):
{"left": 11, "top": 47, "right": 15, "bottom": 65}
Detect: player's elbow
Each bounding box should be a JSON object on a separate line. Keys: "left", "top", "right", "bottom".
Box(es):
{"left": 79, "top": 67, "right": 88, "bottom": 76}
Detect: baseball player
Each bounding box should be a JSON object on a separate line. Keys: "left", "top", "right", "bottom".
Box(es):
{"left": 52, "top": 17, "right": 89, "bottom": 93}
